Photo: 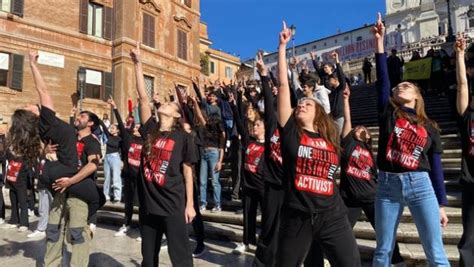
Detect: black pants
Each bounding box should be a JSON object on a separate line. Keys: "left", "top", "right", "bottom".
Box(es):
{"left": 346, "top": 201, "right": 404, "bottom": 264}
{"left": 123, "top": 170, "right": 138, "bottom": 226}
{"left": 243, "top": 190, "right": 264, "bottom": 245}
{"left": 364, "top": 70, "right": 371, "bottom": 84}
{"left": 43, "top": 161, "right": 105, "bottom": 219}
{"left": 254, "top": 183, "right": 284, "bottom": 267}
{"left": 459, "top": 183, "right": 474, "bottom": 267}
{"left": 9, "top": 185, "right": 28, "bottom": 227}
{"left": 276, "top": 206, "right": 360, "bottom": 267}
{"left": 141, "top": 212, "right": 193, "bottom": 267}
{"left": 0, "top": 185, "right": 5, "bottom": 220}
{"left": 192, "top": 180, "right": 205, "bottom": 246}
{"left": 230, "top": 138, "right": 242, "bottom": 199}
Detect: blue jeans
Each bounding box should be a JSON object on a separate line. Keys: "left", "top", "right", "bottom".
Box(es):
{"left": 103, "top": 152, "right": 122, "bottom": 201}
{"left": 199, "top": 148, "right": 221, "bottom": 207}
{"left": 373, "top": 171, "right": 450, "bottom": 267}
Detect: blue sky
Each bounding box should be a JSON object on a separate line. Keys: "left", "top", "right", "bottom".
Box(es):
{"left": 201, "top": 0, "right": 386, "bottom": 60}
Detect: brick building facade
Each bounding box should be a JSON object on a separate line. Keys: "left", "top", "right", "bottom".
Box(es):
{"left": 0, "top": 0, "right": 201, "bottom": 122}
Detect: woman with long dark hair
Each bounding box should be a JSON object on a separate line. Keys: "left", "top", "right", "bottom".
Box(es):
{"left": 341, "top": 87, "right": 404, "bottom": 265}
{"left": 371, "top": 13, "right": 449, "bottom": 266}
{"left": 131, "top": 42, "right": 196, "bottom": 267}
{"left": 2, "top": 110, "right": 41, "bottom": 231}
{"left": 275, "top": 21, "right": 360, "bottom": 266}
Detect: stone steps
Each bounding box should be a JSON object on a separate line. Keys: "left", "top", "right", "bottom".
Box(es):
{"left": 96, "top": 211, "right": 461, "bottom": 266}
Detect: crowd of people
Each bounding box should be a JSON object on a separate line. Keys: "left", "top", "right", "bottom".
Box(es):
{"left": 0, "top": 12, "right": 473, "bottom": 267}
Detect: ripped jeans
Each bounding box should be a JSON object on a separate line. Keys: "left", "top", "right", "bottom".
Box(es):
{"left": 44, "top": 193, "right": 92, "bottom": 267}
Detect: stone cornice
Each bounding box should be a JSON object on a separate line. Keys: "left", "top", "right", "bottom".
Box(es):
{"left": 173, "top": 15, "right": 192, "bottom": 30}
{"left": 139, "top": 0, "right": 162, "bottom": 13}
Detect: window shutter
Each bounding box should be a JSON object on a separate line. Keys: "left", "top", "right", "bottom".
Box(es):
{"left": 142, "top": 14, "right": 149, "bottom": 46}
{"left": 10, "top": 54, "right": 24, "bottom": 91}
{"left": 178, "top": 30, "right": 187, "bottom": 60}
{"left": 103, "top": 71, "right": 113, "bottom": 101}
{"left": 103, "top": 6, "right": 113, "bottom": 40}
{"left": 79, "top": 0, "right": 89, "bottom": 34}
{"left": 11, "top": 0, "right": 24, "bottom": 17}
{"left": 149, "top": 15, "right": 155, "bottom": 48}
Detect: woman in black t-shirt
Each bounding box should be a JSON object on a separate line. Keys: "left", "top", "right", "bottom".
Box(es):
{"left": 3, "top": 110, "right": 42, "bottom": 230}
{"left": 131, "top": 42, "right": 196, "bottom": 267}
{"left": 341, "top": 88, "right": 404, "bottom": 264}
{"left": 228, "top": 92, "right": 267, "bottom": 255}
{"left": 275, "top": 22, "right": 360, "bottom": 266}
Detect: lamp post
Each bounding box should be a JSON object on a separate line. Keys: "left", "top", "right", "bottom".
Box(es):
{"left": 290, "top": 24, "right": 296, "bottom": 58}
{"left": 446, "top": 0, "right": 455, "bottom": 42}
{"left": 77, "top": 67, "right": 86, "bottom": 112}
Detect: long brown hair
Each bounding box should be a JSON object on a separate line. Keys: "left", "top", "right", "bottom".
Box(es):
{"left": 295, "top": 99, "right": 340, "bottom": 152}
{"left": 390, "top": 83, "right": 439, "bottom": 131}
{"left": 7, "top": 109, "right": 41, "bottom": 166}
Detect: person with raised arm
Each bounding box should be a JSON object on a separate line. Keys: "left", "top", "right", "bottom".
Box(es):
{"left": 130, "top": 42, "right": 196, "bottom": 267}
{"left": 275, "top": 21, "right": 360, "bottom": 267}
{"left": 454, "top": 34, "right": 474, "bottom": 267}
{"left": 252, "top": 51, "right": 286, "bottom": 266}
{"left": 370, "top": 13, "right": 449, "bottom": 266}
{"left": 107, "top": 97, "right": 143, "bottom": 238}
{"left": 27, "top": 49, "right": 104, "bottom": 266}
{"left": 340, "top": 87, "right": 405, "bottom": 265}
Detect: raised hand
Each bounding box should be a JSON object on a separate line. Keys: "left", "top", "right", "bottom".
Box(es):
{"left": 107, "top": 95, "right": 116, "bottom": 108}
{"left": 310, "top": 50, "right": 317, "bottom": 60}
{"left": 279, "top": 21, "right": 292, "bottom": 46}
{"left": 70, "top": 105, "right": 77, "bottom": 117}
{"left": 130, "top": 41, "right": 141, "bottom": 64}
{"left": 343, "top": 84, "right": 351, "bottom": 99}
{"left": 255, "top": 50, "right": 268, "bottom": 76}
{"left": 371, "top": 12, "right": 385, "bottom": 40}
{"left": 29, "top": 50, "right": 39, "bottom": 65}
{"left": 454, "top": 34, "right": 466, "bottom": 54}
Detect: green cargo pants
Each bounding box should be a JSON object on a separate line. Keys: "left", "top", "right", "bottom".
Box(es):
{"left": 44, "top": 193, "right": 91, "bottom": 267}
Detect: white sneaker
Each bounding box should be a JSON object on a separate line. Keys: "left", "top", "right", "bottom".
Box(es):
{"left": 27, "top": 230, "right": 46, "bottom": 239}
{"left": 28, "top": 209, "right": 35, "bottom": 217}
{"left": 0, "top": 223, "right": 17, "bottom": 229}
{"left": 18, "top": 226, "right": 28, "bottom": 232}
{"left": 0, "top": 218, "right": 5, "bottom": 225}
{"left": 136, "top": 236, "right": 142, "bottom": 242}
{"left": 232, "top": 243, "right": 248, "bottom": 255}
{"left": 114, "top": 225, "right": 130, "bottom": 237}
{"left": 89, "top": 223, "right": 96, "bottom": 233}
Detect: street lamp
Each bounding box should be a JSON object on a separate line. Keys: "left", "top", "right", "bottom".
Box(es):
{"left": 77, "top": 67, "right": 86, "bottom": 112}
{"left": 446, "top": 0, "right": 455, "bottom": 42}
{"left": 290, "top": 24, "right": 296, "bottom": 58}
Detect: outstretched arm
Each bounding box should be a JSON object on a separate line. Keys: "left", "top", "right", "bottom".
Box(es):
{"left": 454, "top": 35, "right": 469, "bottom": 116}
{"left": 29, "top": 51, "right": 54, "bottom": 111}
{"left": 371, "top": 13, "right": 390, "bottom": 112}
{"left": 342, "top": 86, "right": 352, "bottom": 138}
{"left": 130, "top": 42, "right": 151, "bottom": 123}
{"left": 277, "top": 21, "right": 293, "bottom": 127}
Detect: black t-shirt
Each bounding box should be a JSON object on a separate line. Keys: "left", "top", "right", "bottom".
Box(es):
{"left": 197, "top": 120, "right": 224, "bottom": 149}
{"left": 265, "top": 127, "right": 284, "bottom": 186}
{"left": 340, "top": 132, "right": 377, "bottom": 204}
{"left": 280, "top": 116, "right": 344, "bottom": 214}
{"left": 139, "top": 118, "right": 197, "bottom": 216}
{"left": 5, "top": 152, "right": 30, "bottom": 189}
{"left": 242, "top": 140, "right": 266, "bottom": 193}
{"left": 458, "top": 109, "right": 474, "bottom": 184}
{"left": 76, "top": 134, "right": 102, "bottom": 180}
{"left": 39, "top": 106, "right": 78, "bottom": 170}
{"left": 125, "top": 137, "right": 144, "bottom": 177}
{"left": 377, "top": 105, "right": 442, "bottom": 173}
{"left": 105, "top": 135, "right": 122, "bottom": 155}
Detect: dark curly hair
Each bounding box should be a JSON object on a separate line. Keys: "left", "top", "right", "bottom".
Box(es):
{"left": 7, "top": 109, "right": 41, "bottom": 166}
